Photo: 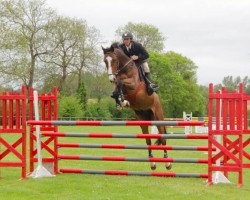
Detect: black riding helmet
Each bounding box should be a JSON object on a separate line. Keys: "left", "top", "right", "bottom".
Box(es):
{"left": 122, "top": 32, "right": 133, "bottom": 40}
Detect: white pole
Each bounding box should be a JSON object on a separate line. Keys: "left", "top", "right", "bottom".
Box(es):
{"left": 215, "top": 96, "right": 222, "bottom": 167}
{"left": 34, "top": 91, "right": 43, "bottom": 167}
{"left": 212, "top": 90, "right": 230, "bottom": 184}
{"left": 29, "top": 91, "right": 54, "bottom": 178}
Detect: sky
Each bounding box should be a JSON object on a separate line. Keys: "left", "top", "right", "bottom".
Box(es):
{"left": 46, "top": 0, "right": 250, "bottom": 85}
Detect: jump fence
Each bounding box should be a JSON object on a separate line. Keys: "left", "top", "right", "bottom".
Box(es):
{"left": 0, "top": 83, "right": 249, "bottom": 188}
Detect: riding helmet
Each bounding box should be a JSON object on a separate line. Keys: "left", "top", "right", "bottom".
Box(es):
{"left": 122, "top": 32, "right": 133, "bottom": 40}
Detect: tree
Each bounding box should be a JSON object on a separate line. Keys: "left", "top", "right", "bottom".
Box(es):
{"left": 58, "top": 95, "right": 83, "bottom": 118}
{"left": 38, "top": 16, "right": 102, "bottom": 93}
{"left": 148, "top": 51, "right": 205, "bottom": 117}
{"left": 84, "top": 73, "right": 112, "bottom": 101}
{"left": 214, "top": 76, "right": 250, "bottom": 94}
{"left": 39, "top": 16, "right": 85, "bottom": 92}
{"left": 164, "top": 51, "right": 198, "bottom": 82}
{"left": 0, "top": 0, "right": 55, "bottom": 88}
{"left": 72, "top": 26, "right": 102, "bottom": 90}
{"left": 115, "top": 22, "right": 165, "bottom": 52}
{"left": 76, "top": 80, "right": 87, "bottom": 113}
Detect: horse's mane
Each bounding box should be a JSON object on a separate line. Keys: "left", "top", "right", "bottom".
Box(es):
{"left": 103, "top": 42, "right": 130, "bottom": 61}
{"left": 110, "top": 42, "right": 129, "bottom": 60}
{"left": 102, "top": 42, "right": 121, "bottom": 54}
{"left": 111, "top": 42, "right": 120, "bottom": 49}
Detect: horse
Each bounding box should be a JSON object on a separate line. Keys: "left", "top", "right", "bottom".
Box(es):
{"left": 102, "top": 44, "right": 172, "bottom": 170}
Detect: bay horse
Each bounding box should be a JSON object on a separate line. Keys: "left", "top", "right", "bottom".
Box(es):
{"left": 102, "top": 44, "right": 172, "bottom": 170}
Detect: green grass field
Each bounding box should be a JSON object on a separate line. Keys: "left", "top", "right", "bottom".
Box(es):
{"left": 1, "top": 126, "right": 250, "bottom": 200}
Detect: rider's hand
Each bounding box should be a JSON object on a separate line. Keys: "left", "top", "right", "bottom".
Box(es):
{"left": 131, "top": 55, "right": 139, "bottom": 60}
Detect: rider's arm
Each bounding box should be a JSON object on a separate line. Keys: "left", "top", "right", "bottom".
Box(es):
{"left": 137, "top": 43, "right": 149, "bottom": 61}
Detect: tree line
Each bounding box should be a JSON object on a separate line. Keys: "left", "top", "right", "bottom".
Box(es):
{"left": 0, "top": 0, "right": 249, "bottom": 119}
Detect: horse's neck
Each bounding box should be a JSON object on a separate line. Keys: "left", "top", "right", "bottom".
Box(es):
{"left": 118, "top": 54, "right": 130, "bottom": 66}
{"left": 117, "top": 50, "right": 140, "bottom": 81}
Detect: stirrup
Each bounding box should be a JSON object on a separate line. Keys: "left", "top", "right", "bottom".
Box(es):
{"left": 150, "top": 83, "right": 158, "bottom": 91}
{"left": 151, "top": 83, "right": 158, "bottom": 88}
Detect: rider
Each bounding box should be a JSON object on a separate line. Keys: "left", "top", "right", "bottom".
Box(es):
{"left": 119, "top": 32, "right": 158, "bottom": 95}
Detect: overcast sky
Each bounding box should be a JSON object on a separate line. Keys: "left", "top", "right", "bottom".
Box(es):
{"left": 46, "top": 0, "right": 250, "bottom": 85}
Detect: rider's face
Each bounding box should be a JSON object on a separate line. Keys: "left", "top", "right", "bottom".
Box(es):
{"left": 123, "top": 38, "right": 132, "bottom": 47}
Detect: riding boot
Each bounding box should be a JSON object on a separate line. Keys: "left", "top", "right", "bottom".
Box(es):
{"left": 145, "top": 72, "right": 158, "bottom": 95}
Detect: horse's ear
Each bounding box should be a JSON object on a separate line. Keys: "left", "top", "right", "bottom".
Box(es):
{"left": 110, "top": 45, "right": 114, "bottom": 52}
{"left": 101, "top": 46, "right": 105, "bottom": 53}
{"left": 111, "top": 42, "right": 120, "bottom": 49}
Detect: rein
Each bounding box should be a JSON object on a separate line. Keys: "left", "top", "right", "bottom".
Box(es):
{"left": 114, "top": 59, "right": 133, "bottom": 76}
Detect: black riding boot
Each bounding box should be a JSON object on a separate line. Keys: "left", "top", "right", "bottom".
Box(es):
{"left": 145, "top": 72, "right": 158, "bottom": 95}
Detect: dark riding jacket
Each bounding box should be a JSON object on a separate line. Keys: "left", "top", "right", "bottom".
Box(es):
{"left": 119, "top": 41, "right": 149, "bottom": 66}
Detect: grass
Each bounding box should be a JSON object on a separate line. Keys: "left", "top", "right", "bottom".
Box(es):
{"left": 1, "top": 126, "right": 250, "bottom": 200}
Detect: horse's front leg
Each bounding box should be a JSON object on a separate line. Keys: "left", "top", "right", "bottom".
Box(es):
{"left": 117, "top": 80, "right": 130, "bottom": 108}
{"left": 111, "top": 83, "right": 122, "bottom": 110}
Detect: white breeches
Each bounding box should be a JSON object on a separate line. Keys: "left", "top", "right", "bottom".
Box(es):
{"left": 142, "top": 62, "right": 150, "bottom": 73}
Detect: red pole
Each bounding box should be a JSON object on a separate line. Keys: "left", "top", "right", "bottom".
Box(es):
{"left": 21, "top": 85, "right": 27, "bottom": 179}
{"left": 207, "top": 83, "right": 213, "bottom": 185}
{"left": 16, "top": 93, "right": 20, "bottom": 129}
{"left": 29, "top": 87, "right": 34, "bottom": 173}
{"left": 42, "top": 94, "right": 45, "bottom": 120}
{"left": 238, "top": 83, "right": 243, "bottom": 187}
{"left": 53, "top": 86, "right": 58, "bottom": 174}
{"left": 2, "top": 92, "right": 7, "bottom": 129}
{"left": 222, "top": 87, "right": 229, "bottom": 177}
{"left": 9, "top": 92, "right": 13, "bottom": 129}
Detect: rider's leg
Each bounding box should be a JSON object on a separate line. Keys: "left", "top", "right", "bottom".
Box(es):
{"left": 142, "top": 62, "right": 151, "bottom": 81}
{"left": 142, "top": 62, "right": 158, "bottom": 91}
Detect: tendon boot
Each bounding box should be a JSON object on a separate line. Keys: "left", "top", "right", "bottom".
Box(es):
{"left": 111, "top": 90, "right": 119, "bottom": 99}
{"left": 111, "top": 91, "right": 122, "bottom": 110}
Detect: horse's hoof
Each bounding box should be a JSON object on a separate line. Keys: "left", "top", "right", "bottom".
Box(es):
{"left": 121, "top": 100, "right": 130, "bottom": 107}
{"left": 116, "top": 105, "right": 122, "bottom": 111}
{"left": 150, "top": 162, "right": 156, "bottom": 170}
{"left": 165, "top": 163, "right": 172, "bottom": 170}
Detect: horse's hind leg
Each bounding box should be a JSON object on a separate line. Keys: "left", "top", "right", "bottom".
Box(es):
{"left": 140, "top": 125, "right": 156, "bottom": 170}
{"left": 160, "top": 127, "right": 172, "bottom": 170}
{"left": 135, "top": 110, "right": 156, "bottom": 170}
{"left": 154, "top": 104, "right": 172, "bottom": 170}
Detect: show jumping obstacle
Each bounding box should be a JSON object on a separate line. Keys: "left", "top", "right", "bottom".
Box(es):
{"left": 28, "top": 120, "right": 204, "bottom": 126}
{"left": 30, "top": 120, "right": 210, "bottom": 179}
{"left": 28, "top": 120, "right": 208, "bottom": 176}
{"left": 41, "top": 132, "right": 208, "bottom": 139}
{"left": 207, "top": 83, "right": 250, "bottom": 187}
{"left": 27, "top": 83, "right": 250, "bottom": 187}
{"left": 1, "top": 83, "right": 249, "bottom": 187}
{"left": 59, "top": 168, "right": 209, "bottom": 178}
{"left": 0, "top": 86, "right": 27, "bottom": 179}
{"left": 56, "top": 143, "right": 214, "bottom": 151}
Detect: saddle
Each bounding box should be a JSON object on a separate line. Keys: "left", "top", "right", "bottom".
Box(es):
{"left": 111, "top": 64, "right": 158, "bottom": 104}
